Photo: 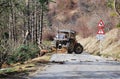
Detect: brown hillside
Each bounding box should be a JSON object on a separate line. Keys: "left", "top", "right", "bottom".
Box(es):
{"left": 48, "top": 0, "right": 120, "bottom": 37}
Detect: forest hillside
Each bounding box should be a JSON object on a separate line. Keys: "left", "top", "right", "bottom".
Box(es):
{"left": 48, "top": 0, "right": 120, "bottom": 37}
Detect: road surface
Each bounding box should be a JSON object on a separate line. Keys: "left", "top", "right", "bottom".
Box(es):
{"left": 30, "top": 52, "right": 120, "bottom": 79}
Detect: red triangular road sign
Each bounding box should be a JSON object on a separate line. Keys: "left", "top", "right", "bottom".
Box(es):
{"left": 97, "top": 29, "right": 105, "bottom": 34}
{"left": 98, "top": 20, "right": 105, "bottom": 27}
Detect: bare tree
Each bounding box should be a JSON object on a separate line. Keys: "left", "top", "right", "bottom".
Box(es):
{"left": 115, "top": 0, "right": 120, "bottom": 16}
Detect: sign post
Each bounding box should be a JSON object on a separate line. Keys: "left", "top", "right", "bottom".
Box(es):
{"left": 96, "top": 20, "right": 105, "bottom": 54}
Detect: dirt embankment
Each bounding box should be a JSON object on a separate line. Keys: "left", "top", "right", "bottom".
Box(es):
{"left": 77, "top": 28, "right": 120, "bottom": 60}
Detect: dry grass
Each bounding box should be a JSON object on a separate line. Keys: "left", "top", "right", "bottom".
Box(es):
{"left": 78, "top": 28, "right": 120, "bottom": 60}
{"left": 0, "top": 53, "right": 52, "bottom": 78}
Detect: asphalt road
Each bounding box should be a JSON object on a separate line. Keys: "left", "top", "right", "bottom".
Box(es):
{"left": 30, "top": 52, "right": 120, "bottom": 79}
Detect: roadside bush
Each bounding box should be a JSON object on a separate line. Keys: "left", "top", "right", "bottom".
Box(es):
{"left": 110, "top": 12, "right": 117, "bottom": 17}
{"left": 106, "top": 0, "right": 114, "bottom": 9}
{"left": 8, "top": 44, "right": 40, "bottom": 64}
{"left": 116, "top": 22, "right": 120, "bottom": 28}
{"left": 0, "top": 38, "right": 11, "bottom": 68}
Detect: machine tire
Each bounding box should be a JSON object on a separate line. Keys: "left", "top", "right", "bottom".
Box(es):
{"left": 74, "top": 43, "right": 83, "bottom": 54}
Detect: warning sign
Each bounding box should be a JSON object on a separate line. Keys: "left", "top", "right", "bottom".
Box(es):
{"left": 97, "top": 29, "right": 105, "bottom": 34}
{"left": 98, "top": 20, "right": 104, "bottom": 28}
{"left": 96, "top": 20, "right": 105, "bottom": 40}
